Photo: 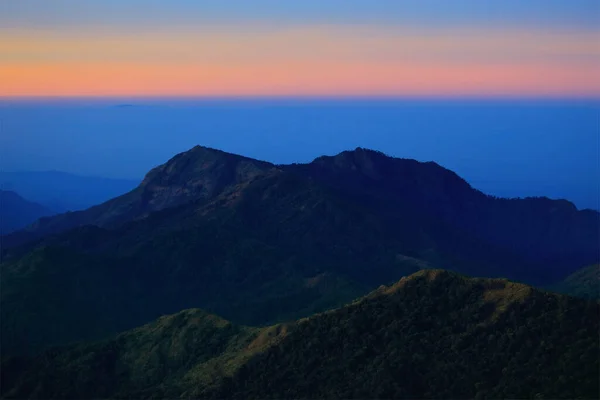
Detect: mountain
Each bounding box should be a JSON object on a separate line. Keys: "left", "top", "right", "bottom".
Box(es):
{"left": 2, "top": 270, "right": 598, "bottom": 399}
{"left": 4, "top": 146, "right": 598, "bottom": 278}
{"left": 1, "top": 145, "right": 598, "bottom": 356}
{"left": 1, "top": 146, "right": 273, "bottom": 248}
{"left": 0, "top": 190, "right": 54, "bottom": 235}
{"left": 0, "top": 170, "right": 139, "bottom": 212}
{"left": 286, "top": 148, "right": 599, "bottom": 280}
{"left": 548, "top": 264, "right": 599, "bottom": 299}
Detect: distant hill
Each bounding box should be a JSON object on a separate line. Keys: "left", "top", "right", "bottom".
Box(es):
{"left": 1, "top": 145, "right": 598, "bottom": 356}
{"left": 0, "top": 170, "right": 139, "bottom": 212}
{"left": 2, "top": 270, "right": 598, "bottom": 399}
{"left": 548, "top": 264, "right": 599, "bottom": 299}
{"left": 0, "top": 190, "right": 54, "bottom": 235}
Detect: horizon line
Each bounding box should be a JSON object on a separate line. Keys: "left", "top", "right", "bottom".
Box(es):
{"left": 2, "top": 95, "right": 600, "bottom": 102}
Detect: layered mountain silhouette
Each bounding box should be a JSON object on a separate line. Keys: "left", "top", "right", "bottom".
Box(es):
{"left": 1, "top": 145, "right": 598, "bottom": 356}
{"left": 0, "top": 190, "right": 54, "bottom": 235}
{"left": 1, "top": 146, "right": 273, "bottom": 248}
{"left": 4, "top": 146, "right": 598, "bottom": 275}
{"left": 0, "top": 170, "right": 139, "bottom": 212}
{"left": 288, "top": 148, "right": 599, "bottom": 273}
{"left": 2, "top": 270, "right": 598, "bottom": 399}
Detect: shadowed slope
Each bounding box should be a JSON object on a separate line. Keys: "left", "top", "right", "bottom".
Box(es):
{"left": 3, "top": 270, "right": 598, "bottom": 399}
{"left": 1, "top": 145, "right": 598, "bottom": 356}
{"left": 548, "top": 264, "right": 599, "bottom": 299}
{"left": 210, "top": 270, "right": 599, "bottom": 400}
{"left": 1, "top": 309, "right": 270, "bottom": 399}
{"left": 0, "top": 171, "right": 139, "bottom": 212}
{"left": 0, "top": 190, "right": 54, "bottom": 235}
{"left": 1, "top": 170, "right": 406, "bottom": 355}
{"left": 1, "top": 146, "right": 274, "bottom": 248}
{"left": 286, "top": 147, "right": 600, "bottom": 282}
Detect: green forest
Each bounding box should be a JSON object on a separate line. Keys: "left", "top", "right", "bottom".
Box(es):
{"left": 3, "top": 270, "right": 598, "bottom": 399}
{"left": 1, "top": 146, "right": 598, "bottom": 399}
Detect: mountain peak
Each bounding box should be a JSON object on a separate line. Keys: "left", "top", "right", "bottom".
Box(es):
{"left": 301, "top": 147, "right": 478, "bottom": 205}
{"left": 312, "top": 146, "right": 387, "bottom": 163}
{"left": 0, "top": 146, "right": 276, "bottom": 246}
{"left": 134, "top": 145, "right": 274, "bottom": 212}
{"left": 310, "top": 147, "right": 453, "bottom": 177}
{"left": 5, "top": 269, "right": 597, "bottom": 400}
{"left": 4, "top": 144, "right": 598, "bottom": 285}
{"left": 141, "top": 145, "right": 272, "bottom": 186}
{"left": 373, "top": 269, "right": 531, "bottom": 304}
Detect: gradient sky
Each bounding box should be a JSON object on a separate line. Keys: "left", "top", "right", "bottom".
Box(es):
{"left": 1, "top": 1, "right": 599, "bottom": 97}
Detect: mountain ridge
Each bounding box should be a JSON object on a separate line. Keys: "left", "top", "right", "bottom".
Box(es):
{"left": 3, "top": 270, "right": 598, "bottom": 399}
{"left": 0, "top": 190, "right": 54, "bottom": 235}
{"left": 1, "top": 145, "right": 598, "bottom": 356}
{"left": 548, "top": 264, "right": 599, "bottom": 299}
{"left": 0, "top": 170, "right": 139, "bottom": 212}
{"left": 1, "top": 146, "right": 275, "bottom": 249}
{"left": 3, "top": 145, "right": 596, "bottom": 254}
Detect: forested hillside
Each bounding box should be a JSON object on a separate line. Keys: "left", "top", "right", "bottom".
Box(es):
{"left": 2, "top": 146, "right": 598, "bottom": 357}
{"left": 3, "top": 270, "right": 597, "bottom": 399}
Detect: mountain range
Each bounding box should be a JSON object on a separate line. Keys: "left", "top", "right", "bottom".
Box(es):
{"left": 0, "top": 190, "right": 54, "bottom": 235}
{"left": 2, "top": 270, "right": 598, "bottom": 399}
{"left": 4, "top": 146, "right": 598, "bottom": 279}
{"left": 0, "top": 170, "right": 139, "bottom": 213}
{"left": 2, "top": 146, "right": 598, "bottom": 355}
{"left": 0, "top": 145, "right": 598, "bottom": 399}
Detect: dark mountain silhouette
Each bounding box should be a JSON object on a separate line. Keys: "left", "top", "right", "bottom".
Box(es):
{"left": 1, "top": 146, "right": 273, "bottom": 248}
{"left": 0, "top": 190, "right": 54, "bottom": 235}
{"left": 4, "top": 146, "right": 598, "bottom": 274}
{"left": 286, "top": 148, "right": 599, "bottom": 280}
{"left": 0, "top": 170, "right": 139, "bottom": 213}
{"left": 1, "top": 146, "right": 598, "bottom": 356}
{"left": 2, "top": 270, "right": 598, "bottom": 400}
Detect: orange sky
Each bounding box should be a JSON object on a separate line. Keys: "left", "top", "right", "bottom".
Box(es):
{"left": 1, "top": 26, "right": 599, "bottom": 97}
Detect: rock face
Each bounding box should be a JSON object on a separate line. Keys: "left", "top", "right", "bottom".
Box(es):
{"left": 138, "top": 145, "right": 274, "bottom": 212}
{"left": 1, "top": 146, "right": 275, "bottom": 247}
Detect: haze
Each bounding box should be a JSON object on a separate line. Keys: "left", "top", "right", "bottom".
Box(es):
{"left": 1, "top": 1, "right": 598, "bottom": 210}
{"left": 1, "top": 98, "right": 598, "bottom": 210}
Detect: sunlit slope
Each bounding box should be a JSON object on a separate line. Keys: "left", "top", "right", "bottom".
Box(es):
{"left": 3, "top": 270, "right": 598, "bottom": 399}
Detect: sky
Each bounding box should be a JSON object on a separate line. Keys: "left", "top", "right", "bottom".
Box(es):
{"left": 1, "top": 99, "right": 598, "bottom": 210}
{"left": 0, "top": 2, "right": 598, "bottom": 210}
{"left": 1, "top": 1, "right": 599, "bottom": 97}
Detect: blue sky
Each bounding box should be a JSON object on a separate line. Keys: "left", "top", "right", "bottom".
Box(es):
{"left": 0, "top": 2, "right": 598, "bottom": 209}
{"left": 1, "top": 99, "right": 598, "bottom": 210}
{"left": 2, "top": 1, "right": 599, "bottom": 30}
